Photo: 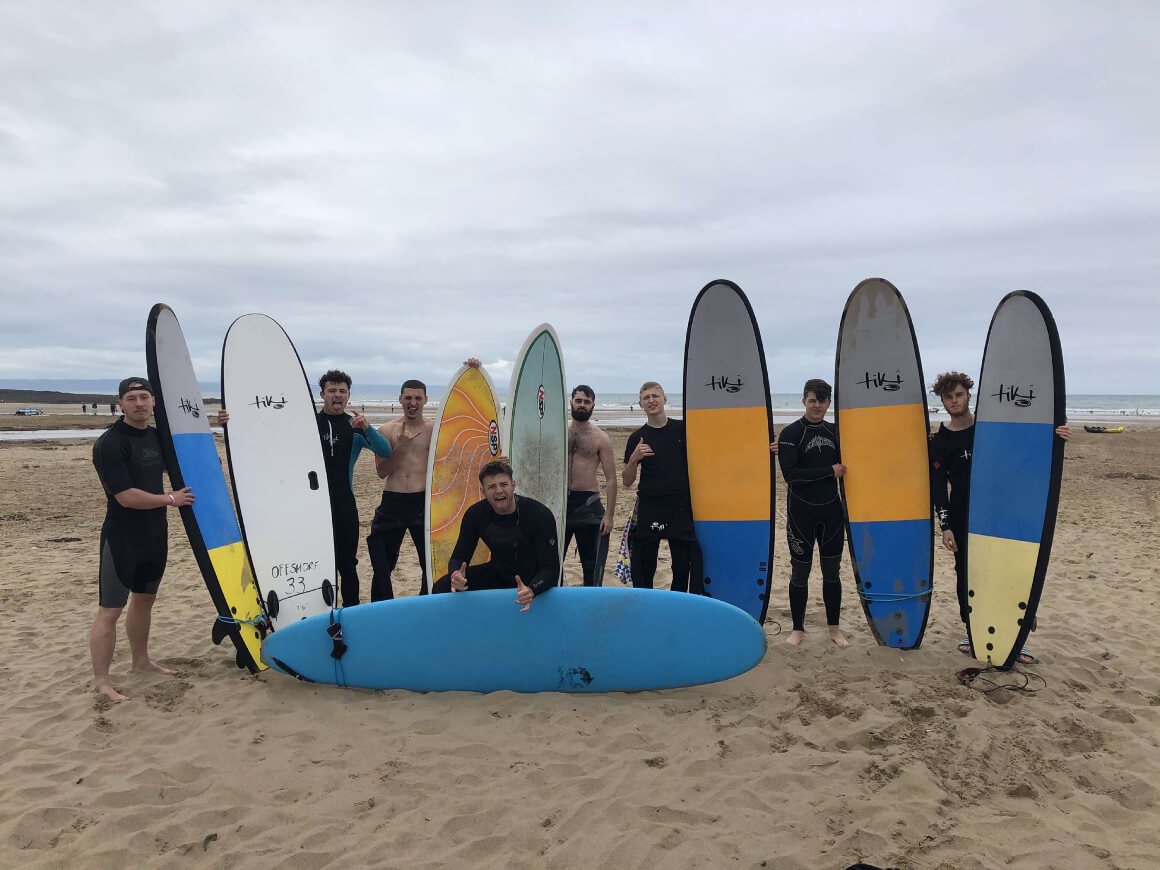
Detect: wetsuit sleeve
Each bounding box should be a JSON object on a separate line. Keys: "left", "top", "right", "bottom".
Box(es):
{"left": 359, "top": 426, "right": 393, "bottom": 459}
{"left": 93, "top": 433, "right": 133, "bottom": 495}
{"left": 526, "top": 505, "right": 560, "bottom": 596}
{"left": 448, "top": 504, "right": 483, "bottom": 575}
{"left": 930, "top": 436, "right": 951, "bottom": 531}
{"left": 777, "top": 428, "right": 835, "bottom": 484}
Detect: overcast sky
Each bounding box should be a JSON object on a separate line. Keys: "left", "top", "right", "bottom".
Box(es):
{"left": 1, "top": 2, "right": 1156, "bottom": 395}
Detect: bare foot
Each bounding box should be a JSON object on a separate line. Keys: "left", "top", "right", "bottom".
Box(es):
{"left": 131, "top": 660, "right": 176, "bottom": 676}
{"left": 828, "top": 626, "right": 850, "bottom": 648}
{"left": 785, "top": 630, "right": 805, "bottom": 646}
{"left": 95, "top": 681, "right": 128, "bottom": 703}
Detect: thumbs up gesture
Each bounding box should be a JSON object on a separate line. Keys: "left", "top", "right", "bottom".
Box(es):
{"left": 515, "top": 575, "right": 533, "bottom": 612}
{"left": 451, "top": 562, "right": 468, "bottom": 592}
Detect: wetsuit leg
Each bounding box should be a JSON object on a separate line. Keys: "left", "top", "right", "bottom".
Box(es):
{"left": 331, "top": 498, "right": 361, "bottom": 606}
{"left": 431, "top": 562, "right": 510, "bottom": 593}
{"left": 99, "top": 532, "right": 167, "bottom": 609}
{"left": 951, "top": 518, "right": 968, "bottom": 624}
{"left": 786, "top": 493, "right": 817, "bottom": 630}
{"left": 789, "top": 561, "right": 811, "bottom": 631}
{"left": 668, "top": 540, "right": 704, "bottom": 595}
{"left": 367, "top": 518, "right": 406, "bottom": 602}
{"left": 630, "top": 538, "right": 660, "bottom": 589}
{"left": 818, "top": 504, "right": 845, "bottom": 625}
{"left": 565, "top": 492, "right": 605, "bottom": 586}
{"left": 408, "top": 522, "right": 428, "bottom": 595}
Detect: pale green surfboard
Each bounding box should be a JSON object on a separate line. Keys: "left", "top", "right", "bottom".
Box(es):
{"left": 507, "top": 324, "right": 568, "bottom": 580}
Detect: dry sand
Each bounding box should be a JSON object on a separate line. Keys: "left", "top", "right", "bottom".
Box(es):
{"left": 0, "top": 424, "right": 1157, "bottom": 869}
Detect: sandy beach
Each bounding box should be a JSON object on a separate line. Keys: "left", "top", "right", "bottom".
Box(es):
{"left": 1, "top": 422, "right": 1157, "bottom": 869}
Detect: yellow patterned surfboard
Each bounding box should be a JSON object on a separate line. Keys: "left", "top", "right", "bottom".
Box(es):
{"left": 425, "top": 364, "right": 503, "bottom": 581}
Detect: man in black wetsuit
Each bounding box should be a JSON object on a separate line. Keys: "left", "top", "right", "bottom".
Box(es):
{"left": 431, "top": 460, "right": 560, "bottom": 609}
{"left": 930, "top": 371, "right": 1070, "bottom": 663}
{"left": 315, "top": 370, "right": 392, "bottom": 607}
{"left": 621, "top": 381, "right": 702, "bottom": 593}
{"left": 777, "top": 379, "right": 849, "bottom": 648}
{"left": 89, "top": 377, "right": 195, "bottom": 702}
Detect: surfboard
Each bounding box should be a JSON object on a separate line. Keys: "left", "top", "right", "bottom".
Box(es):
{"left": 262, "top": 587, "right": 767, "bottom": 692}
{"left": 834, "top": 278, "right": 933, "bottom": 649}
{"left": 966, "top": 290, "right": 1066, "bottom": 669}
{"left": 221, "top": 314, "right": 336, "bottom": 629}
{"left": 507, "top": 324, "right": 567, "bottom": 578}
{"left": 683, "top": 279, "right": 774, "bottom": 622}
{"left": 426, "top": 364, "right": 503, "bottom": 585}
{"left": 146, "top": 304, "right": 266, "bottom": 672}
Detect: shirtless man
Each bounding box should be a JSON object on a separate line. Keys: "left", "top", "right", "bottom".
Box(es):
{"left": 365, "top": 359, "right": 485, "bottom": 600}
{"left": 368, "top": 379, "right": 434, "bottom": 601}
{"left": 564, "top": 385, "right": 618, "bottom": 586}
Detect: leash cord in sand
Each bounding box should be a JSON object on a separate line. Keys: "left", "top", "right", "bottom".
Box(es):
{"left": 856, "top": 590, "right": 931, "bottom": 603}
{"left": 956, "top": 665, "right": 1047, "bottom": 694}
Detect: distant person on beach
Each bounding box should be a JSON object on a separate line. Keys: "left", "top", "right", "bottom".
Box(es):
{"left": 930, "top": 371, "right": 1070, "bottom": 664}
{"left": 621, "top": 382, "right": 703, "bottom": 594}
{"left": 431, "top": 459, "right": 560, "bottom": 610}
{"left": 368, "top": 378, "right": 434, "bottom": 601}
{"left": 564, "top": 385, "right": 618, "bottom": 586}
{"left": 110, "top": 403, "right": 116, "bottom": 415}
{"left": 89, "top": 377, "right": 194, "bottom": 702}
{"left": 82, "top": 403, "right": 87, "bottom": 414}
{"left": 777, "top": 379, "right": 849, "bottom": 648}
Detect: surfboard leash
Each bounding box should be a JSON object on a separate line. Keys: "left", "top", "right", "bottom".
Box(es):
{"left": 327, "top": 608, "right": 348, "bottom": 687}
{"left": 956, "top": 665, "right": 1047, "bottom": 695}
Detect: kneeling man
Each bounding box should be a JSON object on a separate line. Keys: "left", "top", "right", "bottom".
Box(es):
{"left": 432, "top": 460, "right": 560, "bottom": 610}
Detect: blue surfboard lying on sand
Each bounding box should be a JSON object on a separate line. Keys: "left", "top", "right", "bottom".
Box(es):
{"left": 262, "top": 587, "right": 767, "bottom": 693}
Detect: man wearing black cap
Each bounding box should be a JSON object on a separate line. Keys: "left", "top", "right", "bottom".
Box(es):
{"left": 89, "top": 378, "right": 194, "bottom": 702}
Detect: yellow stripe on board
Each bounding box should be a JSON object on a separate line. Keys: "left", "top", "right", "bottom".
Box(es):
{"left": 838, "top": 403, "right": 929, "bottom": 523}
{"left": 207, "top": 541, "right": 267, "bottom": 670}
{"left": 966, "top": 533, "right": 1040, "bottom": 666}
{"left": 686, "top": 406, "right": 770, "bottom": 522}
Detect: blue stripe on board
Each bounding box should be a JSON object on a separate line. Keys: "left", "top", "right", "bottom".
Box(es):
{"left": 968, "top": 421, "right": 1054, "bottom": 543}
{"left": 848, "top": 518, "right": 931, "bottom": 648}
{"left": 172, "top": 432, "right": 243, "bottom": 552}
{"left": 694, "top": 519, "right": 770, "bottom": 621}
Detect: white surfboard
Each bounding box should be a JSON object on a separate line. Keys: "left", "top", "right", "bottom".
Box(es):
{"left": 222, "top": 314, "right": 336, "bottom": 628}
{"left": 507, "top": 324, "right": 568, "bottom": 578}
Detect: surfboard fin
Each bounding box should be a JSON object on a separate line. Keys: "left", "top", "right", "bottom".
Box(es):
{"left": 211, "top": 618, "right": 230, "bottom": 646}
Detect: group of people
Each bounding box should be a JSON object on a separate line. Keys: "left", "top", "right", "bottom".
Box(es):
{"left": 87, "top": 366, "right": 621, "bottom": 700}
{"left": 89, "top": 365, "right": 1069, "bottom": 701}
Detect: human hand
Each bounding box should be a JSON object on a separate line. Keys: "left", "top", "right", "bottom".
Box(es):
{"left": 942, "top": 530, "right": 957, "bottom": 553}
{"left": 217, "top": 409, "right": 230, "bottom": 426}
{"left": 630, "top": 440, "right": 654, "bottom": 463}
{"left": 832, "top": 463, "right": 847, "bottom": 479}
{"left": 515, "top": 575, "right": 533, "bottom": 611}
{"left": 1056, "top": 425, "right": 1071, "bottom": 441}
{"left": 171, "top": 486, "right": 195, "bottom": 507}
{"left": 350, "top": 412, "right": 369, "bottom": 431}
{"left": 599, "top": 514, "right": 612, "bottom": 536}
{"left": 464, "top": 358, "right": 482, "bottom": 369}
{"left": 451, "top": 562, "right": 468, "bottom": 592}
{"left": 769, "top": 441, "right": 779, "bottom": 455}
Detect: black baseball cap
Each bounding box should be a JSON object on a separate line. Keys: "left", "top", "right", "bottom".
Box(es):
{"left": 118, "top": 377, "right": 154, "bottom": 398}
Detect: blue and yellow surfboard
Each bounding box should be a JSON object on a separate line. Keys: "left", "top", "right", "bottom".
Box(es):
{"left": 147, "top": 304, "right": 266, "bottom": 672}
{"left": 966, "top": 291, "right": 1066, "bottom": 669}
{"left": 684, "top": 280, "right": 774, "bottom": 622}
{"left": 835, "top": 278, "right": 933, "bottom": 649}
